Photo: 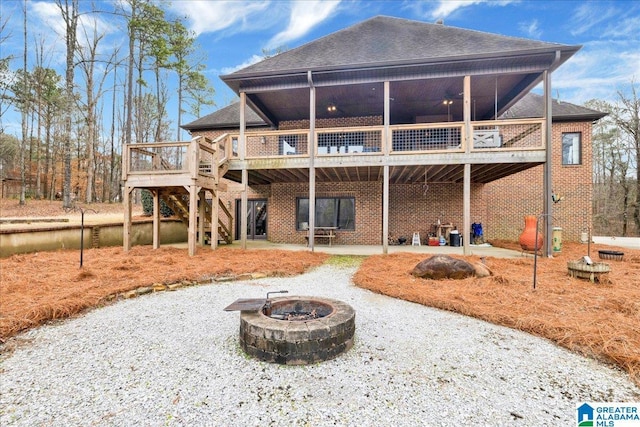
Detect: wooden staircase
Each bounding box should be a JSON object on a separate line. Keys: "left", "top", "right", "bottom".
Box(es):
{"left": 122, "top": 134, "right": 233, "bottom": 255}
{"left": 161, "top": 191, "right": 232, "bottom": 244}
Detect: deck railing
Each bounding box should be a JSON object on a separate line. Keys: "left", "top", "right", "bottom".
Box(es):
{"left": 123, "top": 119, "right": 545, "bottom": 176}
{"left": 227, "top": 118, "right": 545, "bottom": 160}
{"left": 124, "top": 136, "right": 230, "bottom": 181}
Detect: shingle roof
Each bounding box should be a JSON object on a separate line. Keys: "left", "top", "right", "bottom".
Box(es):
{"left": 224, "top": 15, "right": 576, "bottom": 79}
{"left": 501, "top": 93, "right": 607, "bottom": 122}
{"left": 182, "top": 102, "right": 267, "bottom": 131}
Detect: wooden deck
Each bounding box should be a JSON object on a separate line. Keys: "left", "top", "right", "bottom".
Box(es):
{"left": 122, "top": 135, "right": 232, "bottom": 255}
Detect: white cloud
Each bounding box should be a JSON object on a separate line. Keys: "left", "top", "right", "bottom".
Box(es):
{"left": 426, "top": 0, "right": 516, "bottom": 20}
{"left": 602, "top": 15, "right": 640, "bottom": 39}
{"left": 220, "top": 54, "right": 263, "bottom": 75}
{"left": 169, "top": 0, "right": 271, "bottom": 36}
{"left": 429, "top": 0, "right": 483, "bottom": 20}
{"left": 267, "top": 0, "right": 341, "bottom": 48}
{"left": 519, "top": 19, "right": 541, "bottom": 39}
{"left": 569, "top": 2, "right": 618, "bottom": 37}
{"left": 551, "top": 41, "right": 640, "bottom": 104}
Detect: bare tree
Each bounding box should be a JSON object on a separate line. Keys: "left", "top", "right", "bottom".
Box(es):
{"left": 19, "top": 0, "right": 28, "bottom": 205}
{"left": 613, "top": 80, "right": 640, "bottom": 234}
{"left": 0, "top": 12, "right": 15, "bottom": 132}
{"left": 56, "top": 0, "right": 79, "bottom": 209}
{"left": 588, "top": 80, "right": 640, "bottom": 236}
{"left": 76, "top": 16, "right": 117, "bottom": 203}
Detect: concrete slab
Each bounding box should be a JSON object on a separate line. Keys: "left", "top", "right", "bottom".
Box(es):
{"left": 202, "top": 240, "right": 526, "bottom": 259}
{"left": 592, "top": 236, "right": 640, "bottom": 250}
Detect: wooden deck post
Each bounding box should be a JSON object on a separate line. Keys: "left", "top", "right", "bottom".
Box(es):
{"left": 308, "top": 72, "right": 316, "bottom": 252}
{"left": 382, "top": 80, "right": 390, "bottom": 254}
{"left": 463, "top": 75, "right": 472, "bottom": 255}
{"left": 543, "top": 68, "right": 553, "bottom": 257}
{"left": 152, "top": 190, "right": 160, "bottom": 249}
{"left": 240, "top": 92, "right": 248, "bottom": 250}
{"left": 123, "top": 186, "right": 133, "bottom": 252}
{"left": 188, "top": 185, "right": 198, "bottom": 256}
{"left": 198, "top": 189, "right": 206, "bottom": 246}
{"left": 211, "top": 189, "right": 219, "bottom": 250}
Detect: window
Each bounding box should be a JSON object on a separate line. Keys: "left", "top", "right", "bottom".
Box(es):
{"left": 296, "top": 197, "right": 355, "bottom": 230}
{"left": 562, "top": 132, "right": 582, "bottom": 165}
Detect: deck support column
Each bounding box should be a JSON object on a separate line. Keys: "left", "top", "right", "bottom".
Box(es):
{"left": 152, "top": 189, "right": 160, "bottom": 249}
{"left": 543, "top": 69, "right": 553, "bottom": 257}
{"left": 463, "top": 75, "right": 472, "bottom": 255}
{"left": 123, "top": 186, "right": 133, "bottom": 252}
{"left": 463, "top": 164, "right": 471, "bottom": 254}
{"left": 240, "top": 92, "right": 248, "bottom": 249}
{"left": 211, "top": 190, "right": 219, "bottom": 250}
{"left": 188, "top": 185, "right": 198, "bottom": 256}
{"left": 308, "top": 71, "right": 316, "bottom": 251}
{"left": 382, "top": 80, "right": 390, "bottom": 254}
{"left": 198, "top": 189, "right": 206, "bottom": 246}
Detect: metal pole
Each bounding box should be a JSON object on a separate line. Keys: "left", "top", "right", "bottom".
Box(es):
{"left": 80, "top": 210, "right": 84, "bottom": 267}
{"left": 533, "top": 213, "right": 554, "bottom": 290}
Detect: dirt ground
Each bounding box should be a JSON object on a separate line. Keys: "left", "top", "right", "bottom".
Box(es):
{"left": 1, "top": 199, "right": 639, "bottom": 387}
{"left": 1, "top": 199, "right": 137, "bottom": 218}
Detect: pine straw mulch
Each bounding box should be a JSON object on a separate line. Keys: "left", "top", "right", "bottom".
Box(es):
{"left": 0, "top": 246, "right": 329, "bottom": 342}
{"left": 1, "top": 218, "right": 639, "bottom": 388}
{"left": 353, "top": 240, "right": 640, "bottom": 387}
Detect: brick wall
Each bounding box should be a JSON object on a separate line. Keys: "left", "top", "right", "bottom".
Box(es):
{"left": 190, "top": 118, "right": 594, "bottom": 245}
{"left": 280, "top": 116, "right": 382, "bottom": 130}
{"left": 486, "top": 121, "right": 593, "bottom": 242}
{"left": 269, "top": 181, "right": 382, "bottom": 245}
{"left": 389, "top": 183, "right": 487, "bottom": 244}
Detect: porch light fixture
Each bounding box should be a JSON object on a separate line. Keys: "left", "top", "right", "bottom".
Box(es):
{"left": 443, "top": 99, "right": 453, "bottom": 122}
{"left": 327, "top": 103, "right": 337, "bottom": 112}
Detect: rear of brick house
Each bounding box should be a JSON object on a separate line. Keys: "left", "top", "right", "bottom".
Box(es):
{"left": 126, "top": 16, "right": 605, "bottom": 254}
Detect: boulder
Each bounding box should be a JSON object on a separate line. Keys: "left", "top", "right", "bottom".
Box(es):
{"left": 473, "top": 262, "right": 492, "bottom": 278}
{"left": 412, "top": 254, "right": 487, "bottom": 280}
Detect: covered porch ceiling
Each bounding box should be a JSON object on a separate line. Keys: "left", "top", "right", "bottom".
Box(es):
{"left": 244, "top": 70, "right": 544, "bottom": 127}
{"left": 223, "top": 162, "right": 542, "bottom": 186}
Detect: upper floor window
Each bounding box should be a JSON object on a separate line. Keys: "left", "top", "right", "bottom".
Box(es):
{"left": 562, "top": 132, "right": 582, "bottom": 165}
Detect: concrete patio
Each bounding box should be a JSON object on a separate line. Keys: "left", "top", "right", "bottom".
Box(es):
{"left": 197, "top": 239, "right": 527, "bottom": 258}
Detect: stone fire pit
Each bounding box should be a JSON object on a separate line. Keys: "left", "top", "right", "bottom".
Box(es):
{"left": 238, "top": 296, "right": 355, "bottom": 365}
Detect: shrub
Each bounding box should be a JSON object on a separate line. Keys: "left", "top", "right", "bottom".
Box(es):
{"left": 141, "top": 190, "right": 174, "bottom": 217}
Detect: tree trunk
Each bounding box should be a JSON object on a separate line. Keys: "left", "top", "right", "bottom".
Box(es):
{"left": 57, "top": 0, "right": 78, "bottom": 209}
{"left": 19, "top": 0, "right": 27, "bottom": 205}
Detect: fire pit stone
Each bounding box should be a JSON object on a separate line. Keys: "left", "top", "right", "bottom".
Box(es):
{"left": 239, "top": 296, "right": 355, "bottom": 365}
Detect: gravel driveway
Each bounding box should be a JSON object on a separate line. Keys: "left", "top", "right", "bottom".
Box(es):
{"left": 1, "top": 264, "right": 638, "bottom": 426}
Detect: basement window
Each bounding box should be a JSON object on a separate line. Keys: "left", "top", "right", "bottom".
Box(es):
{"left": 296, "top": 197, "right": 355, "bottom": 230}
{"left": 562, "top": 132, "right": 582, "bottom": 165}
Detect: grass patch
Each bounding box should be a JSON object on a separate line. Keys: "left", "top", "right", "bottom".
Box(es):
{"left": 325, "top": 255, "right": 366, "bottom": 267}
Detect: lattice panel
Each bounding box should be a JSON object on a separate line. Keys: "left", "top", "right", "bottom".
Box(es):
{"left": 317, "top": 130, "right": 381, "bottom": 154}
{"left": 392, "top": 127, "right": 461, "bottom": 152}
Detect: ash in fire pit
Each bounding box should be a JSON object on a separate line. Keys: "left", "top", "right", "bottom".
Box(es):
{"left": 265, "top": 299, "right": 333, "bottom": 321}
{"left": 226, "top": 294, "right": 355, "bottom": 365}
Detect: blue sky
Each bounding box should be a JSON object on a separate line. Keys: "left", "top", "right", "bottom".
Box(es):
{"left": 1, "top": 0, "right": 639, "bottom": 138}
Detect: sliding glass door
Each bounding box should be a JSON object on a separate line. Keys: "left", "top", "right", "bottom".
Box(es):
{"left": 235, "top": 199, "right": 267, "bottom": 240}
